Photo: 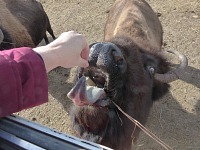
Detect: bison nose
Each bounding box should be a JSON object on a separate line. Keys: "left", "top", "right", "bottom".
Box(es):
{"left": 89, "top": 42, "right": 127, "bottom": 74}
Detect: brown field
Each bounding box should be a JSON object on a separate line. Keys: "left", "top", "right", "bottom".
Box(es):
{"left": 17, "top": 0, "right": 200, "bottom": 149}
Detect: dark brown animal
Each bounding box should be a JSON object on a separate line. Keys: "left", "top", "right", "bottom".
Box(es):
{"left": 0, "top": 0, "right": 56, "bottom": 50}
{"left": 67, "top": 0, "right": 187, "bottom": 149}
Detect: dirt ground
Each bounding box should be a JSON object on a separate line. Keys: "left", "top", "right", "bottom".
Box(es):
{"left": 17, "top": 0, "right": 200, "bottom": 149}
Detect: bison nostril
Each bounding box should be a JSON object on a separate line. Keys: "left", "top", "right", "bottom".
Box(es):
{"left": 116, "top": 57, "right": 124, "bottom": 65}
{"left": 111, "top": 50, "right": 124, "bottom": 65}
{"left": 111, "top": 48, "right": 116, "bottom": 52}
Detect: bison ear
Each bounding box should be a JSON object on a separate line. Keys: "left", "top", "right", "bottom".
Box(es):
{"left": 0, "top": 29, "right": 4, "bottom": 44}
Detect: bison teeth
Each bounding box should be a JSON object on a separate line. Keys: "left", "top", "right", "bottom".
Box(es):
{"left": 86, "top": 77, "right": 107, "bottom": 103}
{"left": 86, "top": 86, "right": 106, "bottom": 103}
{"left": 86, "top": 77, "right": 96, "bottom": 86}
{"left": 67, "top": 76, "right": 107, "bottom": 106}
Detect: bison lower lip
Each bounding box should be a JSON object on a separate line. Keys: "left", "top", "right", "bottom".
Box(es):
{"left": 67, "top": 76, "right": 109, "bottom": 106}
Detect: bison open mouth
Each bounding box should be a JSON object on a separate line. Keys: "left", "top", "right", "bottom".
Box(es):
{"left": 67, "top": 42, "right": 128, "bottom": 107}
{"left": 67, "top": 75, "right": 111, "bottom": 107}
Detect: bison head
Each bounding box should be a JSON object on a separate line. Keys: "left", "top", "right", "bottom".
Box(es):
{"left": 67, "top": 39, "right": 155, "bottom": 148}
{"left": 67, "top": 38, "right": 187, "bottom": 149}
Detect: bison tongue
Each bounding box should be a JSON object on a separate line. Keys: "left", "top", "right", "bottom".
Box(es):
{"left": 67, "top": 76, "right": 106, "bottom": 106}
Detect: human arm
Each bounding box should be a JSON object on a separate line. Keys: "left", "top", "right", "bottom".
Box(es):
{"left": 0, "top": 47, "right": 48, "bottom": 117}
{"left": 0, "top": 31, "right": 89, "bottom": 117}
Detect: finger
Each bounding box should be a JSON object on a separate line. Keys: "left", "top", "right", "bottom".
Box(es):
{"left": 79, "top": 58, "right": 89, "bottom": 68}
{"left": 80, "top": 43, "right": 89, "bottom": 61}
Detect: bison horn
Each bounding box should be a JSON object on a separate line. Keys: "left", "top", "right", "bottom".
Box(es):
{"left": 0, "top": 29, "right": 4, "bottom": 44}
{"left": 154, "top": 50, "right": 188, "bottom": 83}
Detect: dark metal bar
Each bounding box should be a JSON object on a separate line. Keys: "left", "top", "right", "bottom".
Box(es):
{"left": 0, "top": 115, "right": 113, "bottom": 150}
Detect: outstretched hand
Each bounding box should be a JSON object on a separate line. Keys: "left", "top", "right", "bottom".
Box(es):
{"left": 33, "top": 31, "right": 89, "bottom": 72}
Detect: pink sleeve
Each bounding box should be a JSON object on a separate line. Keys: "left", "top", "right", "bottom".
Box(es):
{"left": 0, "top": 47, "right": 48, "bottom": 117}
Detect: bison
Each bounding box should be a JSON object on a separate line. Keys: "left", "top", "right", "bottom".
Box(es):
{"left": 0, "top": 0, "right": 55, "bottom": 50}
{"left": 67, "top": 0, "right": 187, "bottom": 149}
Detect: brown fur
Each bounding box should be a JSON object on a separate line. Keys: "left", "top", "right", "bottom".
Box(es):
{"left": 70, "top": 0, "right": 170, "bottom": 149}
{"left": 0, "top": 0, "right": 55, "bottom": 50}
{"left": 105, "top": 0, "right": 163, "bottom": 51}
{"left": 105, "top": 0, "right": 169, "bottom": 100}
{"left": 71, "top": 38, "right": 154, "bottom": 149}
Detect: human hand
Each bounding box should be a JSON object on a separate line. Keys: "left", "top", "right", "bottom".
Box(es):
{"left": 33, "top": 31, "right": 89, "bottom": 72}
